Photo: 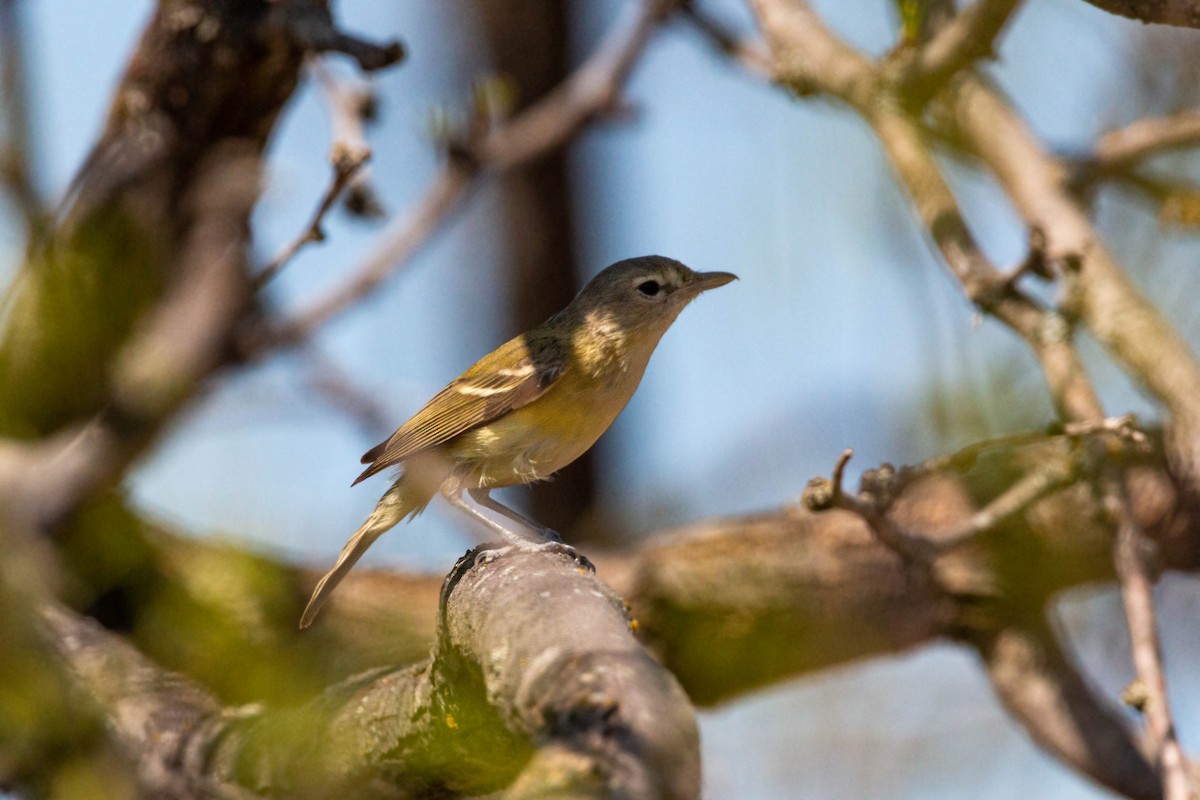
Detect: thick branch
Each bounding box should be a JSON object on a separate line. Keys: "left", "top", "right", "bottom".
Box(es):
{"left": 47, "top": 550, "right": 700, "bottom": 800}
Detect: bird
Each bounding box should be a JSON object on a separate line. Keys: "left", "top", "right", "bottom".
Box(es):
{"left": 299, "top": 255, "right": 736, "bottom": 628}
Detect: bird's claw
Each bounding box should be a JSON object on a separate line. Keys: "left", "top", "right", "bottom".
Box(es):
{"left": 472, "top": 538, "right": 594, "bottom": 572}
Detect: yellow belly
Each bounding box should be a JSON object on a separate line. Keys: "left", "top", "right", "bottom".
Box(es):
{"left": 446, "top": 365, "right": 642, "bottom": 489}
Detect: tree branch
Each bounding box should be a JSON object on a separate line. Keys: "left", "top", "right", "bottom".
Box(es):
{"left": 942, "top": 75, "right": 1200, "bottom": 488}
{"left": 892, "top": 0, "right": 1025, "bottom": 106}
{"left": 255, "top": 63, "right": 376, "bottom": 288}
{"left": 751, "top": 0, "right": 1105, "bottom": 426}
{"left": 253, "top": 0, "right": 676, "bottom": 353}
{"left": 1108, "top": 484, "right": 1195, "bottom": 800}
{"left": 1077, "top": 0, "right": 1200, "bottom": 28}
{"left": 1083, "top": 107, "right": 1200, "bottom": 176}
{"left": 46, "top": 549, "right": 700, "bottom": 799}
{"left": 976, "top": 621, "right": 1160, "bottom": 800}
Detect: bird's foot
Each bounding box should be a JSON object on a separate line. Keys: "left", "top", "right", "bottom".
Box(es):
{"left": 473, "top": 538, "right": 594, "bottom": 572}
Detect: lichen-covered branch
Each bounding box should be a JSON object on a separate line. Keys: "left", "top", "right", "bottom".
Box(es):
{"left": 45, "top": 549, "right": 699, "bottom": 800}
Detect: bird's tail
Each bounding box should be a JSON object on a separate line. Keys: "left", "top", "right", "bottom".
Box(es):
{"left": 300, "top": 478, "right": 431, "bottom": 628}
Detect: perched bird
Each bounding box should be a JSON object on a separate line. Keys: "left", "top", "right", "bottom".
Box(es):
{"left": 300, "top": 255, "right": 736, "bottom": 628}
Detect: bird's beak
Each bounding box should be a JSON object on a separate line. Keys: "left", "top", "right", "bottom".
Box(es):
{"left": 692, "top": 271, "right": 738, "bottom": 292}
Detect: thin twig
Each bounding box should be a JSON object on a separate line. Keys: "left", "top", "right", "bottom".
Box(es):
{"left": 251, "top": 0, "right": 675, "bottom": 354}
{"left": 0, "top": 0, "right": 46, "bottom": 233}
{"left": 254, "top": 164, "right": 473, "bottom": 351}
{"left": 1089, "top": 107, "right": 1200, "bottom": 174}
{"left": 255, "top": 62, "right": 375, "bottom": 288}
{"left": 803, "top": 449, "right": 934, "bottom": 562}
{"left": 934, "top": 456, "right": 1076, "bottom": 550}
{"left": 678, "top": 2, "right": 774, "bottom": 79}
{"left": 1107, "top": 482, "right": 1195, "bottom": 800}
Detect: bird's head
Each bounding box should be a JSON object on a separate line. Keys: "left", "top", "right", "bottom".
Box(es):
{"left": 566, "top": 255, "right": 737, "bottom": 336}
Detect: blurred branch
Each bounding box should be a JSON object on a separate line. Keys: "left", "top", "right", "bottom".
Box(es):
{"left": 750, "top": 0, "right": 1104, "bottom": 425}
{"left": 977, "top": 622, "right": 1160, "bottom": 800}
{"left": 0, "top": 0, "right": 45, "bottom": 233}
{"left": 678, "top": 1, "right": 775, "bottom": 78}
{"left": 942, "top": 75, "right": 1200, "bottom": 490}
{"left": 1084, "top": 107, "right": 1200, "bottom": 175}
{"left": 1108, "top": 485, "right": 1195, "bottom": 800}
{"left": 1077, "top": 0, "right": 1200, "bottom": 28}
{"left": 45, "top": 549, "right": 699, "bottom": 800}
{"left": 40, "top": 606, "right": 247, "bottom": 800}
{"left": 256, "top": 63, "right": 376, "bottom": 288}
{"left": 253, "top": 0, "right": 678, "bottom": 352}
{"left": 0, "top": 151, "right": 257, "bottom": 531}
{"left": 892, "top": 0, "right": 1024, "bottom": 106}
{"left": 300, "top": 347, "right": 392, "bottom": 436}
{"left": 282, "top": 5, "right": 405, "bottom": 71}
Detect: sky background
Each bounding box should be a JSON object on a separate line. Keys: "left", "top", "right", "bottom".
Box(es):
{"left": 4, "top": 1, "right": 1200, "bottom": 798}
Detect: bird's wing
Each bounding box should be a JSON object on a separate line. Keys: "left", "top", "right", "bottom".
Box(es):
{"left": 354, "top": 331, "right": 567, "bottom": 484}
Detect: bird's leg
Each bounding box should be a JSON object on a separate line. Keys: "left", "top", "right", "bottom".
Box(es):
{"left": 441, "top": 488, "right": 592, "bottom": 571}
{"left": 467, "top": 487, "right": 560, "bottom": 542}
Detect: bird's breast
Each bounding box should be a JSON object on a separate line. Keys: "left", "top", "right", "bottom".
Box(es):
{"left": 449, "top": 359, "right": 649, "bottom": 489}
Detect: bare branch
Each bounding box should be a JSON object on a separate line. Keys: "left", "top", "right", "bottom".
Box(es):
{"left": 893, "top": 0, "right": 1025, "bottom": 105}
{"left": 300, "top": 347, "right": 392, "bottom": 436}
{"left": 943, "top": 76, "right": 1200, "bottom": 488}
{"left": 977, "top": 622, "right": 1160, "bottom": 800}
{"left": 255, "top": 63, "right": 376, "bottom": 288}
{"left": 677, "top": 2, "right": 775, "bottom": 79}
{"left": 283, "top": 6, "right": 405, "bottom": 72}
{"left": 1077, "top": 0, "right": 1200, "bottom": 29}
{"left": 1108, "top": 484, "right": 1196, "bottom": 800}
{"left": 1072, "top": 107, "right": 1200, "bottom": 190}
{"left": 255, "top": 164, "right": 473, "bottom": 350}
{"left": 0, "top": 0, "right": 46, "bottom": 232}
{"left": 252, "top": 0, "right": 676, "bottom": 353}
{"left": 751, "top": 0, "right": 1105, "bottom": 426}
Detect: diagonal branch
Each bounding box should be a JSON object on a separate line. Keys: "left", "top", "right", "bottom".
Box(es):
{"left": 256, "top": 63, "right": 377, "bottom": 288}
{"left": 975, "top": 621, "right": 1160, "bottom": 800}
{"left": 892, "top": 0, "right": 1025, "bottom": 106}
{"left": 253, "top": 0, "right": 677, "bottom": 353}
{"left": 1108, "top": 483, "right": 1195, "bottom": 800}
{"left": 749, "top": 0, "right": 1104, "bottom": 426}
{"left": 943, "top": 76, "right": 1200, "bottom": 486}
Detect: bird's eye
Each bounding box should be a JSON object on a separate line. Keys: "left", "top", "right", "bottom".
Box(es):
{"left": 637, "top": 280, "right": 661, "bottom": 297}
